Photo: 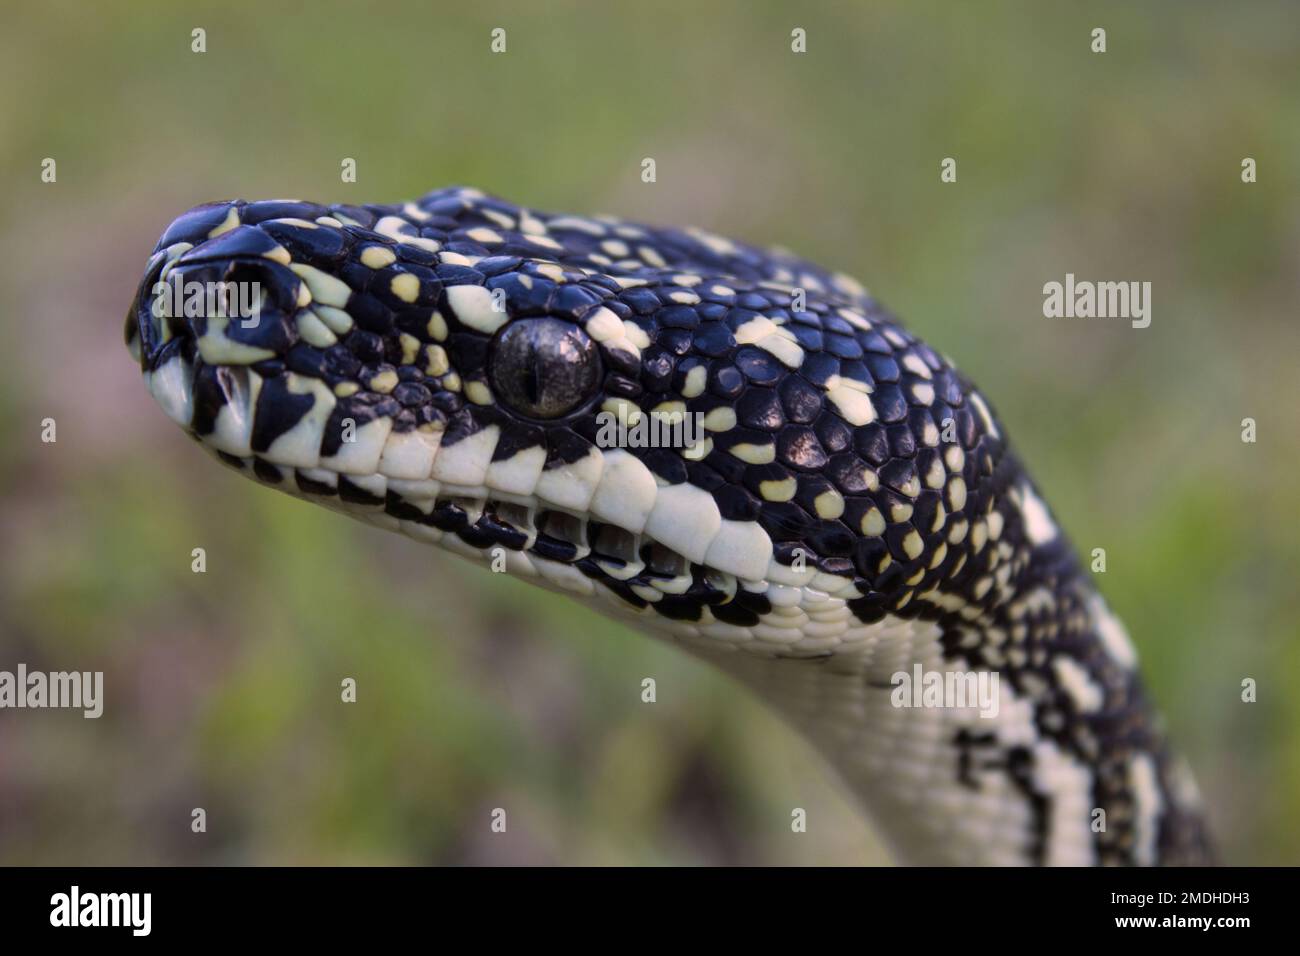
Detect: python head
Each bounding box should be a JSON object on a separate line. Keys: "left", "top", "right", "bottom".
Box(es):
{"left": 125, "top": 184, "right": 976, "bottom": 639}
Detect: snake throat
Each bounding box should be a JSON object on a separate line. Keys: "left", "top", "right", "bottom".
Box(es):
{"left": 126, "top": 186, "right": 1212, "bottom": 866}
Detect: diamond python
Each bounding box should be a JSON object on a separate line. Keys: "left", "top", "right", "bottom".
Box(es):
{"left": 125, "top": 186, "right": 1212, "bottom": 865}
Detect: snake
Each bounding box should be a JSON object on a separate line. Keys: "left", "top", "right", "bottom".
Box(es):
{"left": 125, "top": 186, "right": 1212, "bottom": 865}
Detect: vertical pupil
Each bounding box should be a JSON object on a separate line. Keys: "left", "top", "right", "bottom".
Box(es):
{"left": 524, "top": 349, "right": 541, "bottom": 405}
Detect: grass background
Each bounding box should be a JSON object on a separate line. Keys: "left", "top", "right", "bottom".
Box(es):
{"left": 0, "top": 0, "right": 1296, "bottom": 864}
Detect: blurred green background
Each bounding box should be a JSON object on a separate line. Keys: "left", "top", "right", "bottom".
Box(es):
{"left": 1, "top": 1, "right": 1296, "bottom": 864}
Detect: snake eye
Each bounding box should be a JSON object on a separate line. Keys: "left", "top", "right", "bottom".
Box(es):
{"left": 488, "top": 318, "right": 602, "bottom": 419}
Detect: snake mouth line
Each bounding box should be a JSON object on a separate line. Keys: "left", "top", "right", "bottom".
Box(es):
{"left": 200, "top": 440, "right": 762, "bottom": 617}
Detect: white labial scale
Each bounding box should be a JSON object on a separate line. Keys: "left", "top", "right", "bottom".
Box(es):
{"left": 145, "top": 353, "right": 195, "bottom": 427}
{"left": 588, "top": 449, "right": 658, "bottom": 533}
{"left": 319, "top": 417, "right": 392, "bottom": 476}
{"left": 534, "top": 447, "right": 604, "bottom": 513}
{"left": 260, "top": 374, "right": 337, "bottom": 468}
{"left": 485, "top": 444, "right": 548, "bottom": 497}
{"left": 207, "top": 371, "right": 262, "bottom": 457}
{"left": 642, "top": 482, "right": 721, "bottom": 565}
{"left": 429, "top": 425, "right": 499, "bottom": 486}
{"left": 703, "top": 520, "right": 773, "bottom": 582}
{"left": 378, "top": 426, "right": 443, "bottom": 479}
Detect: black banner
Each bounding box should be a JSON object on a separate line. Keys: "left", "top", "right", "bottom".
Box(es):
{"left": 0, "top": 866, "right": 1281, "bottom": 941}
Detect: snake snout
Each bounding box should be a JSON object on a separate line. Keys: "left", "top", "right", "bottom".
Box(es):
{"left": 127, "top": 196, "right": 466, "bottom": 500}
{"left": 126, "top": 201, "right": 318, "bottom": 462}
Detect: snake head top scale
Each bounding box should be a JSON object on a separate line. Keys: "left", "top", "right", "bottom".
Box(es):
{"left": 125, "top": 185, "right": 1213, "bottom": 865}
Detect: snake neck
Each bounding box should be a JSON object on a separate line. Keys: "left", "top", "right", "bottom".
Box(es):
{"left": 621, "top": 451, "right": 1212, "bottom": 866}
